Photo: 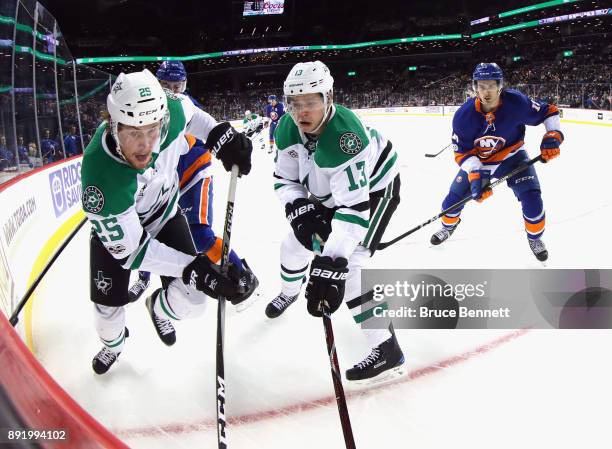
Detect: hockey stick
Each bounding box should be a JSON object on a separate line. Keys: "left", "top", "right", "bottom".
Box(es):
{"left": 216, "top": 164, "right": 240, "bottom": 449}
{"left": 312, "top": 237, "right": 357, "bottom": 449}
{"left": 377, "top": 155, "right": 543, "bottom": 250}
{"left": 322, "top": 312, "right": 357, "bottom": 449}
{"left": 424, "top": 143, "right": 451, "bottom": 158}
{"left": 9, "top": 216, "right": 87, "bottom": 327}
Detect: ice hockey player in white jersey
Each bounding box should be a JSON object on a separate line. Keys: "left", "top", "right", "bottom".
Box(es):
{"left": 266, "top": 61, "right": 405, "bottom": 383}
{"left": 242, "top": 110, "right": 266, "bottom": 150}
{"left": 242, "top": 110, "right": 264, "bottom": 137}
{"left": 81, "top": 69, "right": 253, "bottom": 374}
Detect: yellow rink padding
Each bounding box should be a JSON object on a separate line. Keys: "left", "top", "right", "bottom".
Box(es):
{"left": 24, "top": 209, "right": 86, "bottom": 352}
{"left": 560, "top": 118, "right": 612, "bottom": 127}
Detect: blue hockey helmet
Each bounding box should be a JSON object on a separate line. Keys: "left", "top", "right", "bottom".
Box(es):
{"left": 156, "top": 61, "right": 187, "bottom": 82}
{"left": 268, "top": 94, "right": 277, "bottom": 101}
{"left": 472, "top": 63, "right": 503, "bottom": 89}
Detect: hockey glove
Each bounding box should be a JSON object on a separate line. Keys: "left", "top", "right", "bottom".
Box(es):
{"left": 305, "top": 255, "right": 349, "bottom": 317}
{"left": 285, "top": 198, "right": 332, "bottom": 251}
{"left": 468, "top": 169, "right": 492, "bottom": 202}
{"left": 540, "top": 130, "right": 563, "bottom": 162}
{"left": 182, "top": 254, "right": 244, "bottom": 300}
{"left": 208, "top": 122, "right": 252, "bottom": 175}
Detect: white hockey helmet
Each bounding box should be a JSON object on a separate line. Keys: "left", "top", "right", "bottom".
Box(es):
{"left": 283, "top": 60, "right": 333, "bottom": 97}
{"left": 283, "top": 61, "right": 334, "bottom": 133}
{"left": 245, "top": 110, "right": 251, "bottom": 116}
{"left": 107, "top": 69, "right": 169, "bottom": 158}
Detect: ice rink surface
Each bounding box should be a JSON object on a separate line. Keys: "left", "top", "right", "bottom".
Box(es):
{"left": 29, "top": 114, "right": 612, "bottom": 448}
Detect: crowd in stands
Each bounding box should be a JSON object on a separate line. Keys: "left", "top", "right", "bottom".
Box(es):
{"left": 0, "top": 92, "right": 106, "bottom": 175}
{"left": 196, "top": 57, "right": 611, "bottom": 120}
{"left": 1, "top": 52, "right": 609, "bottom": 176}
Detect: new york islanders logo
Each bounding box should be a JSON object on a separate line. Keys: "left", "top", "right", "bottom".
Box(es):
{"left": 474, "top": 135, "right": 506, "bottom": 159}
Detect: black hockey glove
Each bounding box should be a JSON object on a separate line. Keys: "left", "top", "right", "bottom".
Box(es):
{"left": 208, "top": 122, "right": 252, "bottom": 175}
{"left": 182, "top": 254, "right": 244, "bottom": 300}
{"left": 285, "top": 198, "right": 332, "bottom": 251}
{"left": 305, "top": 255, "right": 349, "bottom": 317}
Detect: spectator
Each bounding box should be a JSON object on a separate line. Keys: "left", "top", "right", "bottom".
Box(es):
{"left": 17, "top": 136, "right": 33, "bottom": 168}
{"left": 41, "top": 129, "right": 61, "bottom": 165}
{"left": 28, "top": 142, "right": 38, "bottom": 158}
{"left": 63, "top": 125, "right": 81, "bottom": 157}
{"left": 0, "top": 135, "right": 15, "bottom": 171}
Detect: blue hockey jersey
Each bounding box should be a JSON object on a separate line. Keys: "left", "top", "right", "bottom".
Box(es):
{"left": 265, "top": 103, "right": 285, "bottom": 124}
{"left": 452, "top": 89, "right": 559, "bottom": 168}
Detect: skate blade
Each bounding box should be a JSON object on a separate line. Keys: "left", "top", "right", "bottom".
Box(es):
{"left": 350, "top": 363, "right": 407, "bottom": 386}
{"left": 234, "top": 291, "right": 262, "bottom": 313}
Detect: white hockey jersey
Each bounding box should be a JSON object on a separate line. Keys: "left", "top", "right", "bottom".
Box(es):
{"left": 81, "top": 92, "right": 217, "bottom": 277}
{"left": 273, "top": 104, "right": 398, "bottom": 259}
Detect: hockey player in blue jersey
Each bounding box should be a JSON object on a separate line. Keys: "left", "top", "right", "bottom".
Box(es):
{"left": 430, "top": 63, "right": 563, "bottom": 261}
{"left": 264, "top": 94, "right": 285, "bottom": 153}
{"left": 126, "top": 63, "right": 259, "bottom": 307}
{"left": 155, "top": 60, "right": 204, "bottom": 109}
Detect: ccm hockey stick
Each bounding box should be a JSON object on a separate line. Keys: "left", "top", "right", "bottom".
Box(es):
{"left": 9, "top": 216, "right": 88, "bottom": 327}
{"left": 216, "top": 164, "right": 240, "bottom": 449}
{"left": 312, "top": 237, "right": 357, "bottom": 449}
{"left": 377, "top": 155, "right": 543, "bottom": 250}
{"left": 322, "top": 312, "right": 357, "bottom": 449}
{"left": 424, "top": 143, "right": 452, "bottom": 158}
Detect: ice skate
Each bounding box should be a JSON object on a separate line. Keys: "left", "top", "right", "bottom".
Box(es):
{"left": 430, "top": 219, "right": 461, "bottom": 245}
{"left": 346, "top": 329, "right": 405, "bottom": 384}
{"left": 128, "top": 273, "right": 150, "bottom": 302}
{"left": 528, "top": 237, "right": 548, "bottom": 262}
{"left": 92, "top": 328, "right": 129, "bottom": 375}
{"left": 145, "top": 289, "right": 176, "bottom": 346}
{"left": 265, "top": 292, "right": 299, "bottom": 318}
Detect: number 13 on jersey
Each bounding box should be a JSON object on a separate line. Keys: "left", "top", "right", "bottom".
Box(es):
{"left": 344, "top": 161, "right": 367, "bottom": 191}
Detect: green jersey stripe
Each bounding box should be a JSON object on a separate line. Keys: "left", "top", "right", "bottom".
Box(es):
{"left": 354, "top": 302, "right": 388, "bottom": 324}
{"left": 161, "top": 190, "right": 179, "bottom": 223}
{"left": 334, "top": 212, "right": 369, "bottom": 229}
{"left": 101, "top": 331, "right": 126, "bottom": 348}
{"left": 369, "top": 152, "right": 397, "bottom": 189}
{"left": 160, "top": 290, "right": 180, "bottom": 320}
{"left": 281, "top": 273, "right": 305, "bottom": 282}
{"left": 363, "top": 196, "right": 390, "bottom": 247}
{"left": 129, "top": 240, "right": 150, "bottom": 270}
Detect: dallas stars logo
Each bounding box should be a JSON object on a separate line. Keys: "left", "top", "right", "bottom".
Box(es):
{"left": 94, "top": 271, "right": 112, "bottom": 295}
{"left": 339, "top": 132, "right": 362, "bottom": 155}
{"left": 112, "top": 82, "right": 123, "bottom": 94}
{"left": 82, "top": 185, "right": 105, "bottom": 213}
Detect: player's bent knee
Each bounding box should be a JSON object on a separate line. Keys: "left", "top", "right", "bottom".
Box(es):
{"left": 442, "top": 191, "right": 465, "bottom": 210}
{"left": 93, "top": 304, "right": 125, "bottom": 335}
{"left": 519, "top": 189, "right": 544, "bottom": 217}
{"left": 282, "top": 231, "right": 311, "bottom": 255}
{"left": 166, "top": 278, "right": 208, "bottom": 319}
